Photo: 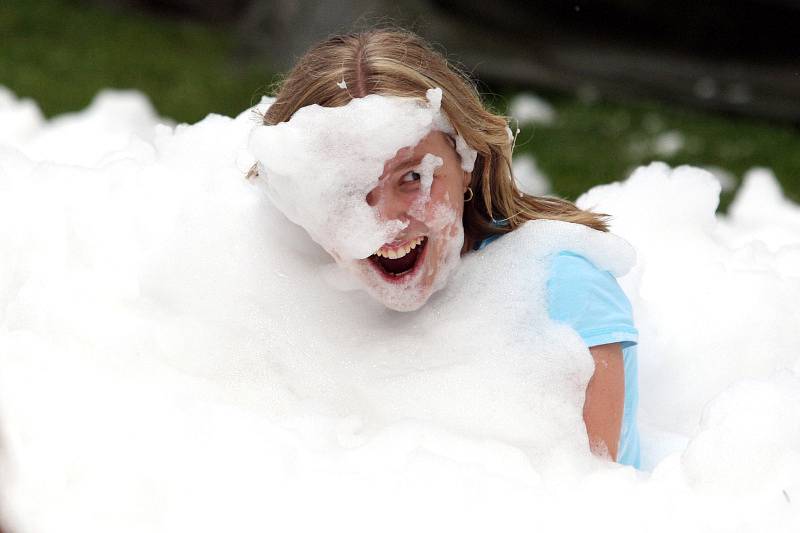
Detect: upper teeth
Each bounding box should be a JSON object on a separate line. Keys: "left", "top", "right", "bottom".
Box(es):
{"left": 375, "top": 236, "right": 424, "bottom": 259}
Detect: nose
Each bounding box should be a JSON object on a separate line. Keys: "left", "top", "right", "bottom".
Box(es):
{"left": 365, "top": 186, "right": 379, "bottom": 207}
{"left": 366, "top": 182, "right": 409, "bottom": 222}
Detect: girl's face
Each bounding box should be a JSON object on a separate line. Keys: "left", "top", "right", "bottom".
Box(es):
{"left": 347, "top": 130, "right": 471, "bottom": 311}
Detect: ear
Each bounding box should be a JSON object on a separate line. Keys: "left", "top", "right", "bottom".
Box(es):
{"left": 462, "top": 170, "right": 471, "bottom": 190}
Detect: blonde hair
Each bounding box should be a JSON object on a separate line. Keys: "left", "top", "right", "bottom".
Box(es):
{"left": 257, "top": 28, "right": 608, "bottom": 251}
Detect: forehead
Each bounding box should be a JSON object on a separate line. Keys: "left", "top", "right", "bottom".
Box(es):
{"left": 412, "top": 130, "right": 455, "bottom": 154}
{"left": 385, "top": 130, "right": 456, "bottom": 169}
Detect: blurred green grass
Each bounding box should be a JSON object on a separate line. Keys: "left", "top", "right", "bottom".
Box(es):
{"left": 0, "top": 0, "right": 270, "bottom": 121}
{"left": 2, "top": 0, "right": 799, "bottom": 207}
{"left": 502, "top": 93, "right": 800, "bottom": 208}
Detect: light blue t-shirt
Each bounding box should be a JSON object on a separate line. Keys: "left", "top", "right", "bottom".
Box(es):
{"left": 477, "top": 236, "right": 641, "bottom": 468}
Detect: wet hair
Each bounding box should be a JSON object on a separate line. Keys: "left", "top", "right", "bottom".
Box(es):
{"left": 257, "top": 28, "right": 608, "bottom": 251}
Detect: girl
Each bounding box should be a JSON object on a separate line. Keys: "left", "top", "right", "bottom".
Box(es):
{"left": 257, "top": 28, "right": 640, "bottom": 468}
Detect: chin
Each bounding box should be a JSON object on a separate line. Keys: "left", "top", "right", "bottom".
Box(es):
{"left": 352, "top": 257, "right": 436, "bottom": 312}
{"left": 372, "top": 286, "right": 432, "bottom": 313}
{"left": 379, "top": 295, "right": 430, "bottom": 312}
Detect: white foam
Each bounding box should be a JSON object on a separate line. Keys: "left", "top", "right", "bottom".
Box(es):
{"left": 703, "top": 165, "right": 737, "bottom": 193}
{"left": 4, "top": 89, "right": 168, "bottom": 167}
{"left": 512, "top": 153, "right": 550, "bottom": 196}
{"left": 508, "top": 92, "right": 556, "bottom": 126}
{"left": 248, "top": 90, "right": 444, "bottom": 260}
{"left": 652, "top": 130, "right": 685, "bottom": 157}
{"left": 722, "top": 167, "right": 800, "bottom": 252}
{"left": 0, "top": 87, "right": 45, "bottom": 145}
{"left": 453, "top": 132, "right": 478, "bottom": 172}
{"left": 1, "top": 89, "right": 800, "bottom": 532}
{"left": 248, "top": 88, "right": 479, "bottom": 311}
{"left": 578, "top": 162, "right": 800, "bottom": 438}
{"left": 417, "top": 153, "right": 442, "bottom": 198}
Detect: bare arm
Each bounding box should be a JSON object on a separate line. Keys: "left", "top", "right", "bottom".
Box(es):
{"left": 583, "top": 342, "right": 625, "bottom": 460}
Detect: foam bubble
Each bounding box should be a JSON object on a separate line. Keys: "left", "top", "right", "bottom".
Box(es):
{"left": 508, "top": 92, "right": 556, "bottom": 126}
{"left": 512, "top": 153, "right": 550, "bottom": 196}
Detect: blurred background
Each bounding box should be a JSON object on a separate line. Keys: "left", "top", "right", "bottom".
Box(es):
{"left": 1, "top": 0, "right": 799, "bottom": 209}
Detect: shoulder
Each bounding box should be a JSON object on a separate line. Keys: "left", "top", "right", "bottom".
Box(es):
{"left": 547, "top": 251, "right": 638, "bottom": 348}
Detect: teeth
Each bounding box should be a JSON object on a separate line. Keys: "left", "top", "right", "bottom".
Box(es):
{"left": 375, "top": 236, "right": 425, "bottom": 259}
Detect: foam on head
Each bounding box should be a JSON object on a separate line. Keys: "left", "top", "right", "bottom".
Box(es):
{"left": 248, "top": 88, "right": 477, "bottom": 261}
{"left": 250, "top": 88, "right": 475, "bottom": 259}
{"left": 248, "top": 88, "right": 478, "bottom": 311}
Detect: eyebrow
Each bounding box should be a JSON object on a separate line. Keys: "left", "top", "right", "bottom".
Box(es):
{"left": 394, "top": 154, "right": 424, "bottom": 172}
{"left": 380, "top": 152, "right": 426, "bottom": 181}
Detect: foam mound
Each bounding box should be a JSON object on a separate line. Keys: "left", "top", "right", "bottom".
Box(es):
{"left": 0, "top": 88, "right": 799, "bottom": 532}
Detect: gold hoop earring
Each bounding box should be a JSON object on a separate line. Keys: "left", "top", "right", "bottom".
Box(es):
{"left": 464, "top": 187, "right": 474, "bottom": 202}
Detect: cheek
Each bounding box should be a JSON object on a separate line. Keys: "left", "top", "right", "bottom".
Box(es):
{"left": 423, "top": 177, "right": 466, "bottom": 270}
{"left": 428, "top": 176, "right": 464, "bottom": 216}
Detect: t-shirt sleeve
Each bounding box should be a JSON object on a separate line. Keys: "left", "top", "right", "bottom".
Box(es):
{"left": 546, "top": 251, "right": 638, "bottom": 348}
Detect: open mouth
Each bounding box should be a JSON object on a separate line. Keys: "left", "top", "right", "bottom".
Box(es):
{"left": 368, "top": 236, "right": 428, "bottom": 282}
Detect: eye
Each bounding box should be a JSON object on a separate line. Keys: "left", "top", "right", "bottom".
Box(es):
{"left": 400, "top": 171, "right": 421, "bottom": 184}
